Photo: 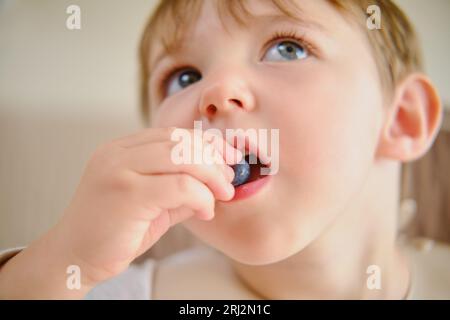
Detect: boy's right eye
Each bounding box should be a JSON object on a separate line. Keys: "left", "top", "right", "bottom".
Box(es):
{"left": 164, "top": 68, "right": 202, "bottom": 97}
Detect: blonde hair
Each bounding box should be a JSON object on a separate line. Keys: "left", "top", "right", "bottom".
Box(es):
{"left": 138, "top": 0, "right": 423, "bottom": 125}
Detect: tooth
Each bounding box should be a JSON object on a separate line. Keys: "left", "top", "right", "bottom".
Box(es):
{"left": 247, "top": 153, "right": 258, "bottom": 164}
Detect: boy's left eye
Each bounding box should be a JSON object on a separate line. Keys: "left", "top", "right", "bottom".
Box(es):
{"left": 262, "top": 40, "right": 308, "bottom": 62}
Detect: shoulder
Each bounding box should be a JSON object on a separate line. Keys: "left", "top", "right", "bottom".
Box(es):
{"left": 401, "top": 236, "right": 450, "bottom": 299}
{"left": 152, "top": 245, "right": 258, "bottom": 299}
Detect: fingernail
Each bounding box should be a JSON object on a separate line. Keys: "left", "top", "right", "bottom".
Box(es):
{"left": 224, "top": 165, "right": 235, "bottom": 182}
{"left": 226, "top": 182, "right": 235, "bottom": 198}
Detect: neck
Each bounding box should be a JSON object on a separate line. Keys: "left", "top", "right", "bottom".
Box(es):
{"left": 229, "top": 161, "right": 411, "bottom": 299}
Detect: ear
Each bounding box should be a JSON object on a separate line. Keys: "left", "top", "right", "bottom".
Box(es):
{"left": 376, "top": 73, "right": 443, "bottom": 162}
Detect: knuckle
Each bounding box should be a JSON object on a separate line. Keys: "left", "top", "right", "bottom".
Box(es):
{"left": 164, "top": 140, "right": 177, "bottom": 153}
{"left": 166, "top": 126, "right": 178, "bottom": 136}
{"left": 108, "top": 170, "right": 136, "bottom": 194}
{"left": 175, "top": 174, "right": 193, "bottom": 194}
{"left": 203, "top": 165, "right": 221, "bottom": 185}
{"left": 165, "top": 141, "right": 180, "bottom": 165}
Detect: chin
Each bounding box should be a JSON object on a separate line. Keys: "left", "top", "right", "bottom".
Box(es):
{"left": 221, "top": 236, "right": 309, "bottom": 266}
{"left": 185, "top": 217, "right": 314, "bottom": 266}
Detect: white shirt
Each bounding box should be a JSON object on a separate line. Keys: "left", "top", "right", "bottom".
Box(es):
{"left": 1, "top": 237, "right": 449, "bottom": 299}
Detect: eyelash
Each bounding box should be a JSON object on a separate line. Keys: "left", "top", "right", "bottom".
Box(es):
{"left": 156, "top": 28, "right": 316, "bottom": 97}
{"left": 264, "top": 28, "right": 316, "bottom": 57}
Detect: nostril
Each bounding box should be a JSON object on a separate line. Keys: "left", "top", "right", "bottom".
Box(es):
{"left": 206, "top": 104, "right": 217, "bottom": 116}
{"left": 230, "top": 99, "right": 243, "bottom": 108}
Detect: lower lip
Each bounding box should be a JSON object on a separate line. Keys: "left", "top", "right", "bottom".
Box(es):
{"left": 231, "top": 175, "right": 272, "bottom": 201}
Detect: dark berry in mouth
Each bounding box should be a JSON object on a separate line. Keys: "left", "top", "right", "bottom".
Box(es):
{"left": 231, "top": 158, "right": 251, "bottom": 187}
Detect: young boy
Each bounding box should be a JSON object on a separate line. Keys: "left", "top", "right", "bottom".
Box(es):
{"left": 0, "top": 0, "right": 449, "bottom": 299}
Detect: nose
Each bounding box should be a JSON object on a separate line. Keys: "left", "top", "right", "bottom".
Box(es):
{"left": 198, "top": 72, "right": 255, "bottom": 121}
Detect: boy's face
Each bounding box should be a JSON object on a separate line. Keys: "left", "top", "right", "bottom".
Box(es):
{"left": 148, "top": 0, "right": 386, "bottom": 264}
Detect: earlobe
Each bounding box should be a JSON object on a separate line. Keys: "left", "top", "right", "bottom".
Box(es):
{"left": 375, "top": 73, "right": 443, "bottom": 162}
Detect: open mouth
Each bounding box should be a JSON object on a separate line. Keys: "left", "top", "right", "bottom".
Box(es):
{"left": 231, "top": 153, "right": 270, "bottom": 187}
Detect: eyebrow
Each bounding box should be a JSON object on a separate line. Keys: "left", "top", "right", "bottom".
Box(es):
{"left": 149, "top": 13, "right": 326, "bottom": 73}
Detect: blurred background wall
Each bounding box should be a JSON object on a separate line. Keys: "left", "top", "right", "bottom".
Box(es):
{"left": 1, "top": 0, "right": 449, "bottom": 250}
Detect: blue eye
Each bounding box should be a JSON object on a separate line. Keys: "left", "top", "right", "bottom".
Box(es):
{"left": 165, "top": 69, "right": 201, "bottom": 97}
{"left": 262, "top": 29, "right": 310, "bottom": 62}
{"left": 263, "top": 40, "right": 308, "bottom": 61}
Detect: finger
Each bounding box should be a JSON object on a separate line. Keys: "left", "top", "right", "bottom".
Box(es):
{"left": 165, "top": 128, "right": 243, "bottom": 165}
{"left": 124, "top": 141, "right": 235, "bottom": 201}
{"left": 117, "top": 127, "right": 243, "bottom": 164}
{"left": 135, "top": 211, "right": 172, "bottom": 256}
{"left": 140, "top": 173, "right": 215, "bottom": 221}
{"left": 112, "top": 127, "right": 177, "bottom": 148}
{"left": 202, "top": 130, "right": 243, "bottom": 165}
{"left": 167, "top": 207, "right": 202, "bottom": 225}
{"left": 135, "top": 207, "right": 202, "bottom": 257}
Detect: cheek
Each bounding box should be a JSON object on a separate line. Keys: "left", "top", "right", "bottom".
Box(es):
{"left": 262, "top": 62, "right": 383, "bottom": 207}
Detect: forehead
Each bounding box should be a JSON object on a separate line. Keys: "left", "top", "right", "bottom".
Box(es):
{"left": 148, "top": 0, "right": 335, "bottom": 71}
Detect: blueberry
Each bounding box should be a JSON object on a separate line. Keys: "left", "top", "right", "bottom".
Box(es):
{"left": 231, "top": 158, "right": 251, "bottom": 187}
